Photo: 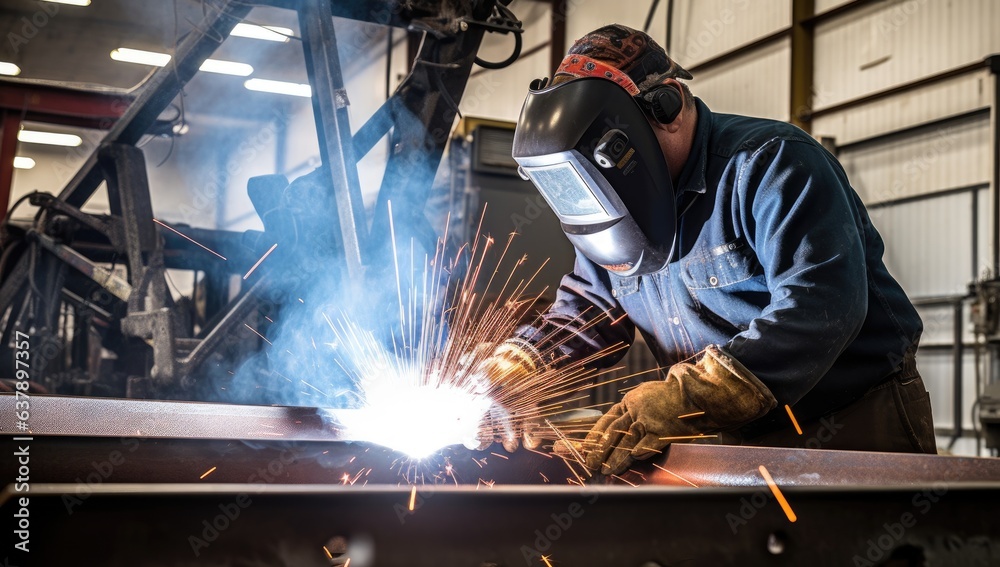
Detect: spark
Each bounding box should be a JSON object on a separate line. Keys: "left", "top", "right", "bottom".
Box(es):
{"left": 785, "top": 404, "right": 803, "bottom": 435}
{"left": 408, "top": 485, "right": 417, "bottom": 511}
{"left": 539, "top": 472, "right": 549, "bottom": 482}
{"left": 759, "top": 465, "right": 797, "bottom": 523}
{"left": 317, "top": 208, "right": 635, "bottom": 460}
{"left": 199, "top": 466, "right": 217, "bottom": 480}
{"left": 541, "top": 555, "right": 554, "bottom": 567}
{"left": 322, "top": 546, "right": 333, "bottom": 559}
{"left": 344, "top": 559, "right": 351, "bottom": 567}
{"left": 677, "top": 411, "right": 705, "bottom": 419}
{"left": 489, "top": 452, "right": 509, "bottom": 460}
{"left": 658, "top": 434, "right": 718, "bottom": 441}
{"left": 243, "top": 323, "right": 272, "bottom": 345}
{"left": 651, "top": 463, "right": 699, "bottom": 487}
{"left": 152, "top": 218, "right": 227, "bottom": 260}
{"left": 243, "top": 243, "right": 277, "bottom": 280}
{"left": 611, "top": 474, "right": 638, "bottom": 487}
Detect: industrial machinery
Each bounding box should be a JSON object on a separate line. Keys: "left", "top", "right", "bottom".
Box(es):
{"left": 0, "top": 0, "right": 524, "bottom": 401}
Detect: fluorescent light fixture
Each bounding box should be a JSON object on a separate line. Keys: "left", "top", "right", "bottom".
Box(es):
{"left": 13, "top": 157, "right": 35, "bottom": 170}
{"left": 42, "top": 0, "right": 91, "bottom": 6}
{"left": 110, "top": 47, "right": 171, "bottom": 67}
{"left": 199, "top": 59, "right": 253, "bottom": 76}
{"left": 231, "top": 23, "right": 292, "bottom": 42}
{"left": 18, "top": 130, "right": 83, "bottom": 147}
{"left": 244, "top": 78, "right": 311, "bottom": 98}
{"left": 0, "top": 62, "right": 20, "bottom": 76}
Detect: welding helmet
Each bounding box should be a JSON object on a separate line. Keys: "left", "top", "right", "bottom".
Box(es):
{"left": 512, "top": 76, "right": 677, "bottom": 276}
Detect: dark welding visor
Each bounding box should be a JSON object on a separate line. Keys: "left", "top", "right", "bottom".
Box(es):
{"left": 512, "top": 77, "right": 676, "bottom": 276}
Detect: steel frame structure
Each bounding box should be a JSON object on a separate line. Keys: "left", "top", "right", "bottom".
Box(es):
{"left": 0, "top": 0, "right": 517, "bottom": 397}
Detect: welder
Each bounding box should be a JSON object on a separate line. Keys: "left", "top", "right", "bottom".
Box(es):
{"left": 479, "top": 24, "right": 936, "bottom": 475}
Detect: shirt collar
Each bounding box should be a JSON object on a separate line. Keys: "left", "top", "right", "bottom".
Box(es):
{"left": 673, "top": 97, "right": 712, "bottom": 195}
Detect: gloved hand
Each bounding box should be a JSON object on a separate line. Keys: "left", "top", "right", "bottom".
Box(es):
{"left": 569, "top": 345, "right": 776, "bottom": 475}
{"left": 465, "top": 339, "right": 545, "bottom": 452}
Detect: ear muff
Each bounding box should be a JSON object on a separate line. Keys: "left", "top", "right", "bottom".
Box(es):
{"left": 638, "top": 85, "right": 683, "bottom": 125}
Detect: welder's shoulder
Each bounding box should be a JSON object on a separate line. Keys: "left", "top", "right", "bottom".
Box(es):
{"left": 708, "top": 112, "right": 817, "bottom": 162}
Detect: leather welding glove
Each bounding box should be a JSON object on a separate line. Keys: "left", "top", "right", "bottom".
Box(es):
{"left": 575, "top": 345, "right": 776, "bottom": 475}
{"left": 468, "top": 339, "right": 545, "bottom": 452}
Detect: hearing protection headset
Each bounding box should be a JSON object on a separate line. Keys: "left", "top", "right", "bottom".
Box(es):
{"left": 637, "top": 84, "right": 684, "bottom": 125}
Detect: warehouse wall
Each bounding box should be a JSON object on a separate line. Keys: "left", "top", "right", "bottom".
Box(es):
{"left": 809, "top": 0, "right": 999, "bottom": 455}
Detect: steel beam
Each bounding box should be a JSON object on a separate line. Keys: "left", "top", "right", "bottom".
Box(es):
{"left": 0, "top": 111, "right": 20, "bottom": 224}
{"left": 4, "top": 394, "right": 1000, "bottom": 488}
{"left": 298, "top": 0, "right": 368, "bottom": 278}
{"left": 4, "top": 483, "right": 1000, "bottom": 566}
{"left": 0, "top": 79, "right": 130, "bottom": 129}
{"left": 55, "top": 0, "right": 251, "bottom": 209}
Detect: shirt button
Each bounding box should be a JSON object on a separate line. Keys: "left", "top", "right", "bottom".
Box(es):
{"left": 709, "top": 276, "right": 719, "bottom": 286}
{"left": 672, "top": 317, "right": 680, "bottom": 325}
{"left": 612, "top": 289, "right": 618, "bottom": 298}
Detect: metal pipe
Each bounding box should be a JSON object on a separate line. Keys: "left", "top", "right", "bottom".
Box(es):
{"left": 32, "top": 232, "right": 132, "bottom": 302}
{"left": 951, "top": 299, "right": 965, "bottom": 449}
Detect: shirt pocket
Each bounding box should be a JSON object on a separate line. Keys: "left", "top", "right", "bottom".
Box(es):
{"left": 681, "top": 240, "right": 759, "bottom": 291}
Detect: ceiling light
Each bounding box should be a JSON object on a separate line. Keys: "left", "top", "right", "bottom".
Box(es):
{"left": 42, "top": 0, "right": 91, "bottom": 6}
{"left": 18, "top": 130, "right": 83, "bottom": 147}
{"left": 13, "top": 157, "right": 35, "bottom": 170}
{"left": 231, "top": 23, "right": 292, "bottom": 42}
{"left": 0, "top": 62, "right": 20, "bottom": 76}
{"left": 244, "top": 78, "right": 311, "bottom": 98}
{"left": 199, "top": 59, "right": 253, "bottom": 76}
{"left": 110, "top": 48, "right": 171, "bottom": 67}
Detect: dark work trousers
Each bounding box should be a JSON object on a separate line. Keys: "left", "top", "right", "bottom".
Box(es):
{"left": 724, "top": 356, "right": 938, "bottom": 454}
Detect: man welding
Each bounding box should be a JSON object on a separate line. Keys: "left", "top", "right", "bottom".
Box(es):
{"left": 481, "top": 24, "right": 937, "bottom": 475}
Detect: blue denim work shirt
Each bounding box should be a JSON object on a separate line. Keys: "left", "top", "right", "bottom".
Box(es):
{"left": 517, "top": 98, "right": 922, "bottom": 424}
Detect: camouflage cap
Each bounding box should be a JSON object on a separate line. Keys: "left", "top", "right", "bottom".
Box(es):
{"left": 554, "top": 24, "right": 692, "bottom": 93}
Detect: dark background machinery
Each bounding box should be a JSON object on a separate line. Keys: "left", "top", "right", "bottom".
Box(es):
{"left": 0, "top": 0, "right": 525, "bottom": 401}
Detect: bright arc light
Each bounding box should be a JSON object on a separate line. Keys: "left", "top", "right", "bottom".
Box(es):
{"left": 337, "top": 379, "right": 492, "bottom": 459}
{"left": 199, "top": 59, "right": 254, "bottom": 76}
{"left": 42, "top": 0, "right": 91, "bottom": 6}
{"left": 18, "top": 130, "right": 83, "bottom": 147}
{"left": 231, "top": 23, "right": 292, "bottom": 42}
{"left": 13, "top": 157, "right": 35, "bottom": 170}
{"left": 244, "top": 78, "right": 311, "bottom": 98}
{"left": 110, "top": 47, "right": 171, "bottom": 67}
{"left": 0, "top": 62, "right": 21, "bottom": 76}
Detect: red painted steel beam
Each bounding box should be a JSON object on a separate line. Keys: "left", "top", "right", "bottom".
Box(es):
{"left": 0, "top": 80, "right": 131, "bottom": 129}
{"left": 0, "top": 112, "right": 21, "bottom": 223}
